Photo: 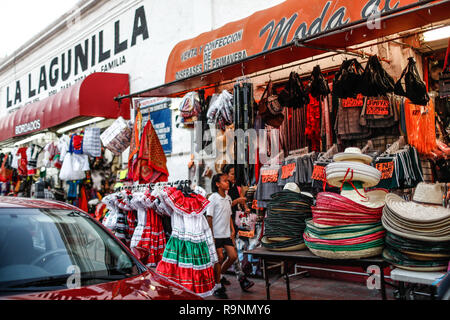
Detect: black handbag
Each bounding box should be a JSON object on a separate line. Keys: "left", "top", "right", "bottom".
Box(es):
{"left": 333, "top": 59, "right": 365, "bottom": 99}
{"left": 309, "top": 65, "right": 330, "bottom": 99}
{"left": 360, "top": 55, "right": 395, "bottom": 97}
{"left": 395, "top": 57, "right": 430, "bottom": 106}
{"left": 287, "top": 71, "right": 310, "bottom": 108}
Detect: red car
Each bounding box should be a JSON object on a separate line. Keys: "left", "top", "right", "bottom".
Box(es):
{"left": 0, "top": 197, "right": 201, "bottom": 300}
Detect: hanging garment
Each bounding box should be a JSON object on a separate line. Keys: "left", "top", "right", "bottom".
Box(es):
{"left": 17, "top": 147, "right": 28, "bottom": 176}
{"left": 305, "top": 95, "right": 322, "bottom": 152}
{"left": 359, "top": 94, "right": 399, "bottom": 129}
{"left": 336, "top": 97, "right": 371, "bottom": 141}
{"left": 137, "top": 190, "right": 166, "bottom": 266}
{"left": 128, "top": 108, "right": 143, "bottom": 181}
{"left": 134, "top": 119, "right": 169, "bottom": 183}
{"left": 79, "top": 185, "right": 89, "bottom": 212}
{"left": 69, "top": 133, "right": 84, "bottom": 155}
{"left": 404, "top": 98, "right": 437, "bottom": 156}
{"left": 155, "top": 187, "right": 218, "bottom": 298}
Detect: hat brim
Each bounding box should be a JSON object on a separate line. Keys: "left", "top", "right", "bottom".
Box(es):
{"left": 333, "top": 153, "right": 373, "bottom": 164}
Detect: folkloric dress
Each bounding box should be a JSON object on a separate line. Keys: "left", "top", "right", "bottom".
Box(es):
{"left": 156, "top": 187, "right": 218, "bottom": 297}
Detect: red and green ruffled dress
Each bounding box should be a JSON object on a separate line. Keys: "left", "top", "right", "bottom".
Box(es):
{"left": 155, "top": 187, "right": 218, "bottom": 297}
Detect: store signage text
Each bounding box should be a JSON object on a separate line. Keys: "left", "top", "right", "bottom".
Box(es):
{"left": 4, "top": 5, "right": 149, "bottom": 109}
{"left": 260, "top": 0, "right": 400, "bottom": 51}
{"left": 168, "top": 0, "right": 406, "bottom": 82}
{"left": 15, "top": 119, "right": 41, "bottom": 135}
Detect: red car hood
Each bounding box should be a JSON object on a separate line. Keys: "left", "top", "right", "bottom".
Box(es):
{"left": 3, "top": 269, "right": 202, "bottom": 300}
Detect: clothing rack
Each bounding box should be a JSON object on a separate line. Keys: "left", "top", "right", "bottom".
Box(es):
{"left": 116, "top": 180, "right": 191, "bottom": 192}
{"left": 285, "top": 147, "right": 309, "bottom": 161}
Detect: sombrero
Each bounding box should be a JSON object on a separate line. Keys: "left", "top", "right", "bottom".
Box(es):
{"left": 413, "top": 182, "right": 445, "bottom": 205}
{"left": 340, "top": 187, "right": 388, "bottom": 209}
{"left": 385, "top": 193, "right": 450, "bottom": 223}
{"left": 325, "top": 161, "right": 381, "bottom": 188}
{"left": 262, "top": 189, "right": 312, "bottom": 252}
{"left": 284, "top": 182, "right": 301, "bottom": 194}
{"left": 261, "top": 236, "right": 307, "bottom": 251}
{"left": 333, "top": 147, "right": 373, "bottom": 165}
{"left": 382, "top": 249, "right": 449, "bottom": 272}
{"left": 283, "top": 182, "right": 314, "bottom": 198}
{"left": 311, "top": 192, "right": 383, "bottom": 228}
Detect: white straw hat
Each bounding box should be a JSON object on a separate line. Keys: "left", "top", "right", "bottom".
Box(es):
{"left": 325, "top": 161, "right": 381, "bottom": 188}
{"left": 283, "top": 182, "right": 301, "bottom": 194}
{"left": 413, "top": 182, "right": 444, "bottom": 205}
{"left": 333, "top": 147, "right": 373, "bottom": 165}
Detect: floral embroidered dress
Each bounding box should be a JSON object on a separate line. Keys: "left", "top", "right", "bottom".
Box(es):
{"left": 155, "top": 187, "right": 218, "bottom": 297}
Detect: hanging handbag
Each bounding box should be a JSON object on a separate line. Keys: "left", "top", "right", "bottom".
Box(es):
{"left": 100, "top": 117, "right": 132, "bottom": 155}
{"left": 258, "top": 81, "right": 284, "bottom": 127}
{"left": 395, "top": 57, "right": 430, "bottom": 106}
{"left": 360, "top": 55, "right": 395, "bottom": 97}
{"left": 309, "top": 65, "right": 330, "bottom": 99}
{"left": 59, "top": 153, "right": 86, "bottom": 181}
{"left": 259, "top": 80, "right": 282, "bottom": 115}
{"left": 83, "top": 127, "right": 102, "bottom": 157}
{"left": 333, "top": 59, "right": 365, "bottom": 98}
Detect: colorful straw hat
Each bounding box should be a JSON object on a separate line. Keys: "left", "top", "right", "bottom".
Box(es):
{"left": 340, "top": 188, "right": 388, "bottom": 209}
{"left": 333, "top": 147, "right": 373, "bottom": 165}
{"left": 303, "top": 219, "right": 385, "bottom": 259}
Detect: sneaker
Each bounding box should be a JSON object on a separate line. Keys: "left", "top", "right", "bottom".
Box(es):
{"left": 213, "top": 286, "right": 228, "bottom": 299}
{"left": 239, "top": 276, "right": 255, "bottom": 292}
{"left": 220, "top": 276, "right": 231, "bottom": 286}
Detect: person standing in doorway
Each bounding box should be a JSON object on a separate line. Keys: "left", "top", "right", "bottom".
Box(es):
{"left": 207, "top": 173, "right": 237, "bottom": 299}
{"left": 222, "top": 164, "right": 255, "bottom": 291}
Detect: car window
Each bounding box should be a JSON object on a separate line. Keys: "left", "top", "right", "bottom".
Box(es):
{"left": 0, "top": 208, "right": 144, "bottom": 296}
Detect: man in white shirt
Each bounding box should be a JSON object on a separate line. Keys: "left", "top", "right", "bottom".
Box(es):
{"left": 207, "top": 173, "right": 237, "bottom": 299}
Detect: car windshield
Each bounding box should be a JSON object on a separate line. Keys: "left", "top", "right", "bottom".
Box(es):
{"left": 0, "top": 208, "right": 144, "bottom": 296}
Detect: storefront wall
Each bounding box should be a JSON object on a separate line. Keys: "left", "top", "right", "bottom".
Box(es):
{"left": 0, "top": 0, "right": 284, "bottom": 179}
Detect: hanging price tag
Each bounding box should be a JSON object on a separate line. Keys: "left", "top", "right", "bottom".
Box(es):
{"left": 281, "top": 162, "right": 296, "bottom": 179}
{"left": 342, "top": 94, "right": 364, "bottom": 108}
{"left": 311, "top": 165, "right": 326, "bottom": 182}
{"left": 261, "top": 169, "right": 279, "bottom": 183}
{"left": 376, "top": 161, "right": 394, "bottom": 179}
{"left": 238, "top": 229, "right": 255, "bottom": 238}
{"left": 366, "top": 98, "right": 390, "bottom": 115}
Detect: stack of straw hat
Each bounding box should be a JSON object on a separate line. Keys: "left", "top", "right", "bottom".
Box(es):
{"left": 382, "top": 190, "right": 450, "bottom": 271}
{"left": 303, "top": 147, "right": 388, "bottom": 259}
{"left": 262, "top": 183, "right": 313, "bottom": 251}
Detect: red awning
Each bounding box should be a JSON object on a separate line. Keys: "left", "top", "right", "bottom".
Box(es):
{"left": 0, "top": 72, "right": 130, "bottom": 142}
{"left": 116, "top": 0, "right": 450, "bottom": 100}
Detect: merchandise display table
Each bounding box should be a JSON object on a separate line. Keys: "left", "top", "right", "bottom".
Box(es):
{"left": 390, "top": 268, "right": 446, "bottom": 300}
{"left": 245, "top": 247, "right": 390, "bottom": 300}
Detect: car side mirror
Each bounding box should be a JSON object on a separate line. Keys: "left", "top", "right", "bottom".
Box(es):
{"left": 131, "top": 247, "right": 149, "bottom": 263}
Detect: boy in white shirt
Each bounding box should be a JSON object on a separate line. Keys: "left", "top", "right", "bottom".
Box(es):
{"left": 207, "top": 173, "right": 237, "bottom": 299}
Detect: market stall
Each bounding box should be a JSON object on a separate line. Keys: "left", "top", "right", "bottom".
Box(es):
{"left": 110, "top": 0, "right": 450, "bottom": 296}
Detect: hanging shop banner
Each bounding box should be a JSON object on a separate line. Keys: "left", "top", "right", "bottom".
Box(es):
{"left": 136, "top": 98, "right": 173, "bottom": 154}
{"left": 165, "top": 0, "right": 427, "bottom": 82}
